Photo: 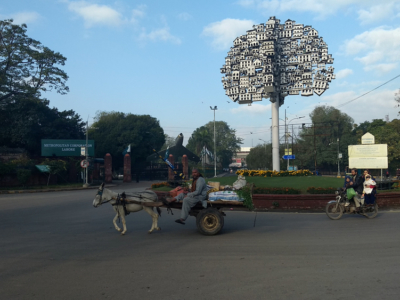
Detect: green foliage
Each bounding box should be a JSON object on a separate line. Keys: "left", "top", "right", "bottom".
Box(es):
{"left": 187, "top": 121, "right": 242, "bottom": 167}
{"left": 0, "top": 161, "right": 15, "bottom": 175}
{"left": 161, "top": 134, "right": 176, "bottom": 151}
{"left": 296, "top": 105, "right": 355, "bottom": 170}
{"left": 353, "top": 119, "right": 400, "bottom": 170}
{"left": 307, "top": 187, "right": 337, "bottom": 194}
{"left": 235, "top": 186, "right": 254, "bottom": 210}
{"left": 42, "top": 159, "right": 67, "bottom": 175}
{"left": 253, "top": 187, "right": 301, "bottom": 194}
{"left": 246, "top": 144, "right": 272, "bottom": 170}
{"left": 0, "top": 98, "right": 85, "bottom": 155}
{"left": 90, "top": 111, "right": 165, "bottom": 170}
{"left": 0, "top": 19, "right": 68, "bottom": 103}
{"left": 186, "top": 126, "right": 213, "bottom": 155}
{"left": 16, "top": 169, "right": 31, "bottom": 186}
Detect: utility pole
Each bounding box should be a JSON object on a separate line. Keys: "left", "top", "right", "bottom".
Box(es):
{"left": 84, "top": 120, "right": 89, "bottom": 187}
{"left": 210, "top": 106, "right": 217, "bottom": 177}
{"left": 337, "top": 138, "right": 340, "bottom": 177}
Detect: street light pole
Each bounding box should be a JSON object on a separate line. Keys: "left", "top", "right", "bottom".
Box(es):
{"left": 337, "top": 138, "right": 340, "bottom": 177}
{"left": 84, "top": 120, "right": 89, "bottom": 187}
{"left": 286, "top": 116, "right": 305, "bottom": 170}
{"left": 210, "top": 106, "right": 217, "bottom": 177}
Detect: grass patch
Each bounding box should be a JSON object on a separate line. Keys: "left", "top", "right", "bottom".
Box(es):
{"left": 205, "top": 176, "right": 344, "bottom": 194}
{"left": 0, "top": 183, "right": 84, "bottom": 190}
{"left": 152, "top": 186, "right": 173, "bottom": 192}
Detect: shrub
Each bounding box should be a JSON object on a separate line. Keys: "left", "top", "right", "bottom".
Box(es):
{"left": 151, "top": 182, "right": 169, "bottom": 188}
{"left": 253, "top": 187, "right": 301, "bottom": 194}
{"left": 307, "top": 187, "right": 337, "bottom": 194}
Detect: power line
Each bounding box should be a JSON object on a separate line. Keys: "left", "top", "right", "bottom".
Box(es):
{"left": 336, "top": 74, "right": 400, "bottom": 109}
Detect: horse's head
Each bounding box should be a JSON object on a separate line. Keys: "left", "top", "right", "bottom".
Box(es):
{"left": 93, "top": 183, "right": 105, "bottom": 208}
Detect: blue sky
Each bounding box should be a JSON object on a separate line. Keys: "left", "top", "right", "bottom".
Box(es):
{"left": 1, "top": 0, "right": 400, "bottom": 147}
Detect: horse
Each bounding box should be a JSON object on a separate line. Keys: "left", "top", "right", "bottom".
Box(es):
{"left": 92, "top": 183, "right": 162, "bottom": 235}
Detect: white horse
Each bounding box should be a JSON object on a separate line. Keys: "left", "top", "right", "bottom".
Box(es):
{"left": 92, "top": 183, "right": 162, "bottom": 235}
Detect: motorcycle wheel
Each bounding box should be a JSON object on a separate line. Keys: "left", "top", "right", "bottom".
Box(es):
{"left": 363, "top": 203, "right": 378, "bottom": 219}
{"left": 325, "top": 202, "right": 344, "bottom": 220}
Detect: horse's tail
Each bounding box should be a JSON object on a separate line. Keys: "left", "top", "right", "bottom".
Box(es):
{"left": 156, "top": 207, "right": 162, "bottom": 217}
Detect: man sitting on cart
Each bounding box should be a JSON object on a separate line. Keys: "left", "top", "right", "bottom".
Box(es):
{"left": 165, "top": 169, "right": 208, "bottom": 225}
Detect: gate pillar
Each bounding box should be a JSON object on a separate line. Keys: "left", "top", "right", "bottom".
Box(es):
{"left": 168, "top": 154, "right": 175, "bottom": 181}
{"left": 105, "top": 153, "right": 112, "bottom": 183}
{"left": 123, "top": 154, "right": 132, "bottom": 182}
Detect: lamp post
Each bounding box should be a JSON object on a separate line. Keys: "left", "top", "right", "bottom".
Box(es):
{"left": 83, "top": 121, "right": 89, "bottom": 187}
{"left": 210, "top": 106, "right": 217, "bottom": 177}
{"left": 329, "top": 138, "right": 341, "bottom": 177}
{"left": 286, "top": 116, "right": 305, "bottom": 170}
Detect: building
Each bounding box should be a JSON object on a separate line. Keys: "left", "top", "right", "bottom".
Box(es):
{"left": 230, "top": 147, "right": 253, "bottom": 168}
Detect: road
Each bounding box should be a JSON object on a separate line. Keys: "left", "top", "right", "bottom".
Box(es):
{"left": 1, "top": 186, "right": 400, "bottom": 300}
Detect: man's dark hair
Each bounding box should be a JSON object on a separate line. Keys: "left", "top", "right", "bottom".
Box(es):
{"left": 351, "top": 168, "right": 358, "bottom": 173}
{"left": 192, "top": 168, "right": 203, "bottom": 177}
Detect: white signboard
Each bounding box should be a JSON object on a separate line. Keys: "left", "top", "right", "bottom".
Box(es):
{"left": 348, "top": 143, "right": 388, "bottom": 169}
{"left": 361, "top": 132, "right": 375, "bottom": 145}
{"left": 348, "top": 144, "right": 387, "bottom": 158}
{"left": 81, "top": 147, "right": 86, "bottom": 156}
{"left": 349, "top": 157, "right": 388, "bottom": 169}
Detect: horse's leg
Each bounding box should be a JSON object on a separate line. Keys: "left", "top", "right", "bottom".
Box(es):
{"left": 113, "top": 208, "right": 122, "bottom": 232}
{"left": 120, "top": 206, "right": 127, "bottom": 235}
{"left": 143, "top": 206, "right": 160, "bottom": 233}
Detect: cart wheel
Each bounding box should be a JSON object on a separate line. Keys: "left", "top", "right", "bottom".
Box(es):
{"left": 196, "top": 207, "right": 224, "bottom": 236}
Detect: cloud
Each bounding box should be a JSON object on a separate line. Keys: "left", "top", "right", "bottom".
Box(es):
{"left": 138, "top": 27, "right": 181, "bottom": 44}
{"left": 237, "top": 0, "right": 400, "bottom": 21}
{"left": 357, "top": 2, "right": 400, "bottom": 25}
{"left": 202, "top": 18, "right": 255, "bottom": 50}
{"left": 342, "top": 26, "right": 400, "bottom": 74}
{"left": 336, "top": 69, "right": 353, "bottom": 80}
{"left": 178, "top": 12, "right": 192, "bottom": 21}
{"left": 231, "top": 103, "right": 271, "bottom": 115}
{"left": 318, "top": 89, "right": 397, "bottom": 123}
{"left": 11, "top": 12, "right": 41, "bottom": 24}
{"left": 67, "top": 1, "right": 124, "bottom": 27}
{"left": 131, "top": 5, "right": 146, "bottom": 21}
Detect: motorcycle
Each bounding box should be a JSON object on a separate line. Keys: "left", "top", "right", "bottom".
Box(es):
{"left": 325, "top": 188, "right": 378, "bottom": 220}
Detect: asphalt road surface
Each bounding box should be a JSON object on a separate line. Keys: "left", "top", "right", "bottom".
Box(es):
{"left": 1, "top": 187, "right": 400, "bottom": 300}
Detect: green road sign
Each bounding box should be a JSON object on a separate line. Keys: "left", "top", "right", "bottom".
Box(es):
{"left": 41, "top": 139, "right": 95, "bottom": 157}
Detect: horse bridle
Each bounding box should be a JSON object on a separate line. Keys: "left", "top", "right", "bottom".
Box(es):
{"left": 96, "top": 189, "right": 115, "bottom": 205}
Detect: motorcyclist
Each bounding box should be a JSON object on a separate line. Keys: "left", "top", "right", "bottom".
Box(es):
{"left": 346, "top": 168, "right": 364, "bottom": 212}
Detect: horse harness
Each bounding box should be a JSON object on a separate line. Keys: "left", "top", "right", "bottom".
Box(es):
{"left": 112, "top": 192, "right": 130, "bottom": 216}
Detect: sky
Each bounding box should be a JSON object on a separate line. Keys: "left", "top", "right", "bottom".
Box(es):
{"left": 1, "top": 0, "right": 400, "bottom": 147}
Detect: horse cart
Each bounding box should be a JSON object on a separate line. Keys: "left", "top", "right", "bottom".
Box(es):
{"left": 147, "top": 199, "right": 244, "bottom": 235}
{"left": 93, "top": 183, "right": 248, "bottom": 236}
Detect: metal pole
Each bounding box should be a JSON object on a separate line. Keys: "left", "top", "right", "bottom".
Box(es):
{"left": 210, "top": 106, "right": 217, "bottom": 177}
{"left": 214, "top": 109, "right": 216, "bottom": 177}
{"left": 285, "top": 109, "right": 289, "bottom": 171}
{"left": 337, "top": 138, "right": 340, "bottom": 177}
{"left": 271, "top": 98, "right": 280, "bottom": 171}
{"left": 85, "top": 121, "right": 88, "bottom": 187}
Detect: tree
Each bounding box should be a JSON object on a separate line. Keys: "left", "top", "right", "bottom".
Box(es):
{"left": 187, "top": 121, "right": 242, "bottom": 167}
{"left": 90, "top": 111, "right": 165, "bottom": 170}
{"left": 0, "top": 19, "right": 68, "bottom": 103}
{"left": 186, "top": 126, "right": 213, "bottom": 155}
{"left": 161, "top": 134, "right": 176, "bottom": 151}
{"left": 296, "top": 105, "right": 355, "bottom": 171}
{"left": 246, "top": 144, "right": 272, "bottom": 169}
{"left": 367, "top": 119, "right": 400, "bottom": 169}
{"left": 0, "top": 97, "right": 85, "bottom": 156}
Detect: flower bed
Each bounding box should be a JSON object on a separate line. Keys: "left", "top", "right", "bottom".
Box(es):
{"left": 236, "top": 169, "right": 313, "bottom": 177}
